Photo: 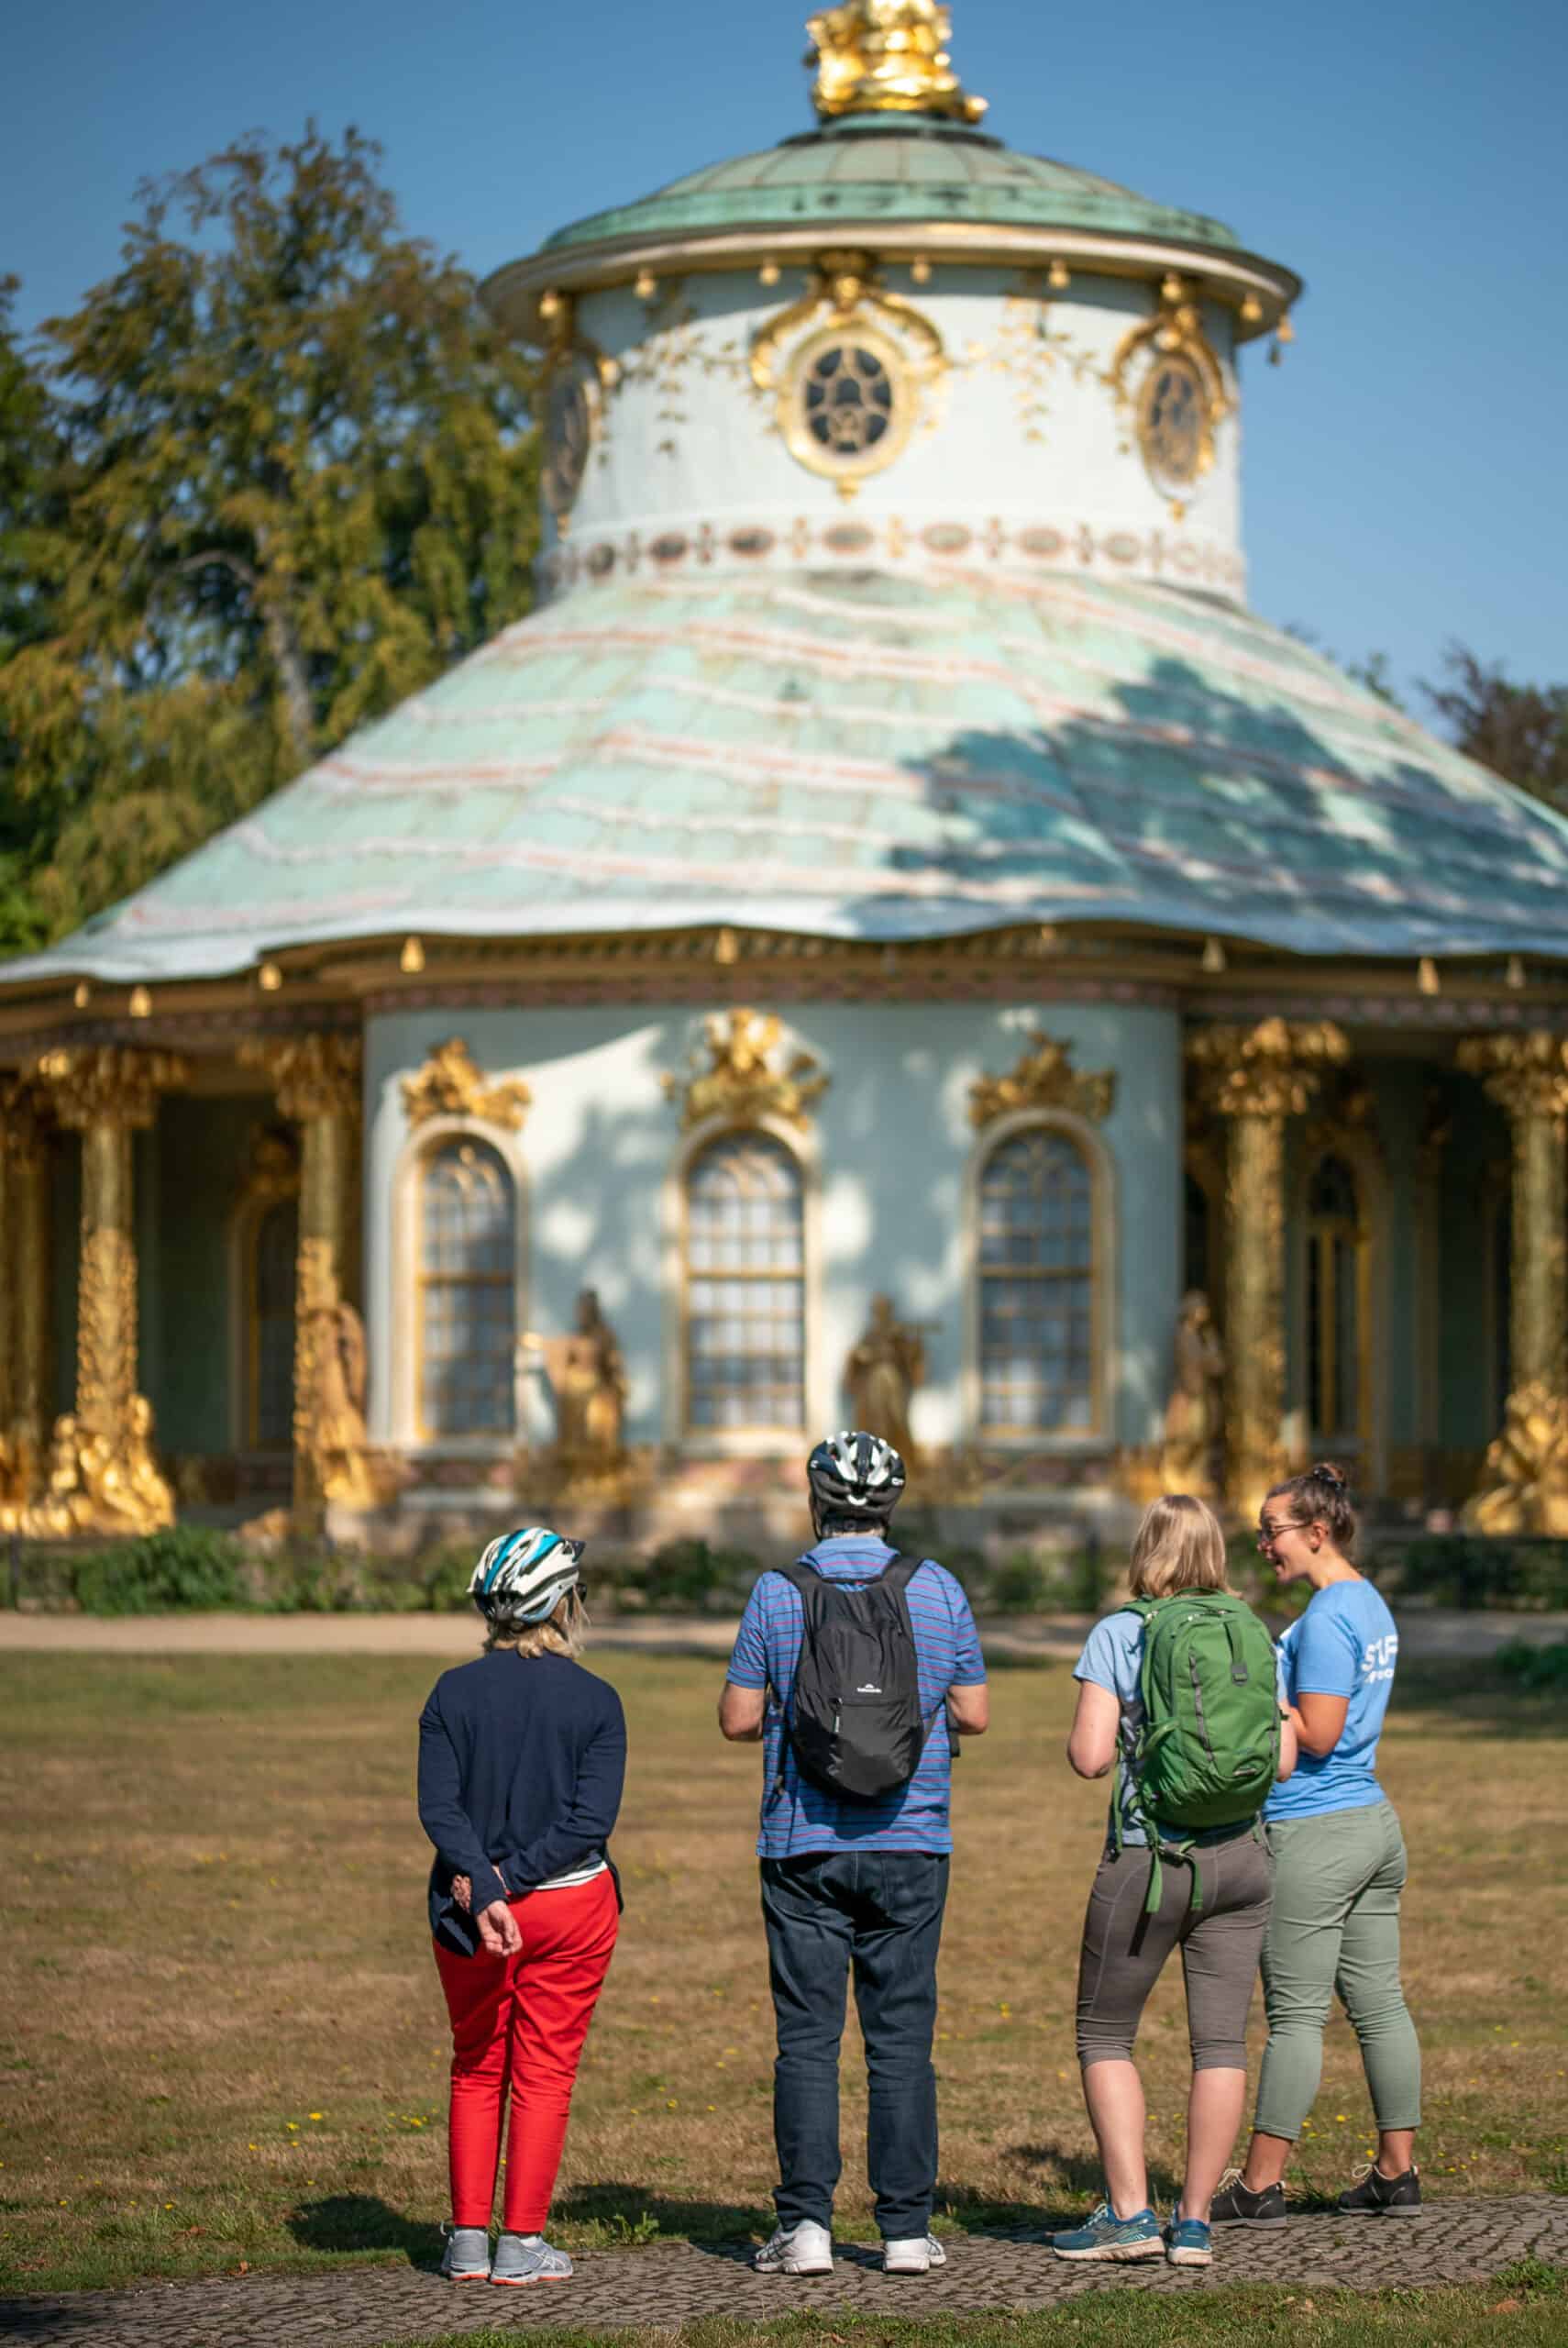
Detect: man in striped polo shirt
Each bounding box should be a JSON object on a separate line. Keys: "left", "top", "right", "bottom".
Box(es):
{"left": 720, "top": 1431, "right": 988, "bottom": 2279}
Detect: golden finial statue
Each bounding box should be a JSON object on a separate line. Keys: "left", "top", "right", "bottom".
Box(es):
{"left": 806, "top": 2, "right": 988, "bottom": 125}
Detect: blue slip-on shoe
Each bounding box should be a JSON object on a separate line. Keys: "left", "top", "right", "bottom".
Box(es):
{"left": 1165, "top": 2217, "right": 1213, "bottom": 2266}
{"left": 438, "top": 2222, "right": 491, "bottom": 2281}
{"left": 490, "top": 2232, "right": 573, "bottom": 2286}
{"left": 1052, "top": 2202, "right": 1164, "bottom": 2261}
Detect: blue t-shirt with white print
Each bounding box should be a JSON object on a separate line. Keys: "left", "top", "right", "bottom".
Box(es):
{"left": 1264, "top": 1577, "right": 1398, "bottom": 1822}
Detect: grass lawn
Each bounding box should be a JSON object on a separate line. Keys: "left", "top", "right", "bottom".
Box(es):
{"left": 0, "top": 1646, "right": 1563, "bottom": 2296}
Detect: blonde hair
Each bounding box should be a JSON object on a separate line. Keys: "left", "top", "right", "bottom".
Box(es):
{"left": 1128, "top": 1493, "right": 1230, "bottom": 1600}
{"left": 484, "top": 1587, "right": 590, "bottom": 1659}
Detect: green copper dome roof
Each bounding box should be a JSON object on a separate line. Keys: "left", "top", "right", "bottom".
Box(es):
{"left": 543, "top": 119, "right": 1242, "bottom": 259}
{"left": 13, "top": 566, "right": 1568, "bottom": 986}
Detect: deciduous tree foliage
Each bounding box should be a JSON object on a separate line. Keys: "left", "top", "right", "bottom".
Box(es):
{"left": 1422, "top": 644, "right": 1568, "bottom": 812}
{"left": 0, "top": 127, "right": 538, "bottom": 950}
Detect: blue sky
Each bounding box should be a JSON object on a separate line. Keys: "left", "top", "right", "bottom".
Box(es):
{"left": 4, "top": 0, "right": 1564, "bottom": 710}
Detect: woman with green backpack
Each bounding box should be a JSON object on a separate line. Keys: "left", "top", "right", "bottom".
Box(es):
{"left": 1054, "top": 1494, "right": 1297, "bottom": 2270}
{"left": 1211, "top": 1463, "right": 1422, "bottom": 2227}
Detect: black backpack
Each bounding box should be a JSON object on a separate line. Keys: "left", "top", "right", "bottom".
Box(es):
{"left": 772, "top": 1554, "right": 935, "bottom": 1800}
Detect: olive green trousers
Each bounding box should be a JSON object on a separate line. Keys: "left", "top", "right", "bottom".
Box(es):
{"left": 1253, "top": 1798, "right": 1421, "bottom": 2141}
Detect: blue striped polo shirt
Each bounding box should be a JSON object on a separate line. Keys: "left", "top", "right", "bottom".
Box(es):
{"left": 725, "top": 1535, "right": 987, "bottom": 1857}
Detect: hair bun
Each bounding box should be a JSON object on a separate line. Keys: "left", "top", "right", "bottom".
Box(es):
{"left": 1311, "top": 1461, "right": 1347, "bottom": 1491}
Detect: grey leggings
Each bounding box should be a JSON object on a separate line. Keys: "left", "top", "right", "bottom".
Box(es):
{"left": 1253, "top": 1799, "right": 1420, "bottom": 2139}
{"left": 1076, "top": 1830, "right": 1274, "bottom": 2072}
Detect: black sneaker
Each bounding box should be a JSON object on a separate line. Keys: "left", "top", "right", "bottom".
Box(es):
{"left": 1337, "top": 2163, "right": 1421, "bottom": 2217}
{"left": 1209, "top": 2167, "right": 1286, "bottom": 2228}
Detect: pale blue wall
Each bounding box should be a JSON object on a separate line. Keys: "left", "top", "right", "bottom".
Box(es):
{"left": 364, "top": 999, "right": 1183, "bottom": 1451}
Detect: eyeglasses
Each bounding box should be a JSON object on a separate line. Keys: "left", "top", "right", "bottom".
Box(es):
{"left": 1256, "top": 1519, "right": 1297, "bottom": 1544}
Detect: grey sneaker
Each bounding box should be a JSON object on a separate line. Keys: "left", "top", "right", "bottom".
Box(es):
{"left": 490, "top": 2232, "right": 573, "bottom": 2286}
{"left": 883, "top": 2233, "right": 947, "bottom": 2276}
{"left": 754, "top": 2220, "right": 834, "bottom": 2275}
{"left": 1338, "top": 2162, "right": 1421, "bottom": 2217}
{"left": 439, "top": 2223, "right": 491, "bottom": 2281}
{"left": 1209, "top": 2166, "right": 1287, "bottom": 2228}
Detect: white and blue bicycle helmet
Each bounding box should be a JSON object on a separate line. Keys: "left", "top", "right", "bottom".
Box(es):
{"left": 469, "top": 1525, "right": 585, "bottom": 1624}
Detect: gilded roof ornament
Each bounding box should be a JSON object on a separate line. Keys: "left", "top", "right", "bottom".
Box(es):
{"left": 969, "top": 1030, "right": 1116, "bottom": 1128}
{"left": 665, "top": 1008, "right": 829, "bottom": 1130}
{"left": 401, "top": 1037, "right": 533, "bottom": 1132}
{"left": 806, "top": 2, "right": 988, "bottom": 126}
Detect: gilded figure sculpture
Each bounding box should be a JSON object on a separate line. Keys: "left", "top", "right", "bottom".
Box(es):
{"left": 3, "top": 1397, "right": 174, "bottom": 1539}
{"left": 969, "top": 1030, "right": 1116, "bottom": 1128}
{"left": 845, "top": 1293, "right": 930, "bottom": 1465}
{"left": 1463, "top": 1381, "right": 1568, "bottom": 1538}
{"left": 665, "top": 1008, "right": 828, "bottom": 1130}
{"left": 295, "top": 1244, "right": 386, "bottom": 1513}
{"left": 520, "top": 1289, "right": 629, "bottom": 1487}
{"left": 807, "top": 1, "right": 988, "bottom": 124}
{"left": 1159, "top": 1290, "right": 1225, "bottom": 1499}
{"left": 401, "top": 1038, "right": 532, "bottom": 1133}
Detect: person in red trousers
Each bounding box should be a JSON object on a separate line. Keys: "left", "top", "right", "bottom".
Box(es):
{"left": 417, "top": 1524, "right": 625, "bottom": 2286}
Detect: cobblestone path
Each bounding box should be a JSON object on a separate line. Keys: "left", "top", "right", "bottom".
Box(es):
{"left": 4, "top": 2198, "right": 1564, "bottom": 2345}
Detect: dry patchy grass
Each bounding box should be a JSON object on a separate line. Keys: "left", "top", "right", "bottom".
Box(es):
{"left": 0, "top": 1649, "right": 1563, "bottom": 2291}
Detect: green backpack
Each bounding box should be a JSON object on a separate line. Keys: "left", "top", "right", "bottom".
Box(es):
{"left": 1116, "top": 1590, "right": 1282, "bottom": 1912}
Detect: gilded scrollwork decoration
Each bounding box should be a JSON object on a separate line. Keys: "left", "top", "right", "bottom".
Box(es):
{"left": 806, "top": 1, "right": 988, "bottom": 124}
{"left": 969, "top": 1030, "right": 1116, "bottom": 1129}
{"left": 402, "top": 1038, "right": 533, "bottom": 1132}
{"left": 1111, "top": 274, "right": 1231, "bottom": 520}
{"left": 751, "top": 251, "right": 945, "bottom": 498}
{"left": 665, "top": 1007, "right": 829, "bottom": 1131}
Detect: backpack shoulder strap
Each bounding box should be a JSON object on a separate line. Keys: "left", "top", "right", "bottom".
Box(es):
{"left": 771, "top": 1558, "right": 822, "bottom": 1593}
{"left": 873, "top": 1550, "right": 914, "bottom": 1592}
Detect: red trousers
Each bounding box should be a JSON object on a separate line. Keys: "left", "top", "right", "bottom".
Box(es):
{"left": 434, "top": 1870, "right": 619, "bottom": 2232}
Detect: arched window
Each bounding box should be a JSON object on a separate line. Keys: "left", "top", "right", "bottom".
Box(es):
{"left": 418, "top": 1138, "right": 516, "bottom": 1438}
{"left": 249, "top": 1199, "right": 298, "bottom": 1449}
{"left": 1306, "top": 1153, "right": 1365, "bottom": 1446}
{"left": 977, "top": 1125, "right": 1097, "bottom": 1434}
{"left": 684, "top": 1132, "right": 805, "bottom": 1433}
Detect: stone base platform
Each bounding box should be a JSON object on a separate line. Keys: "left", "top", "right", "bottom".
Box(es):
{"left": 3, "top": 2198, "right": 1564, "bottom": 2346}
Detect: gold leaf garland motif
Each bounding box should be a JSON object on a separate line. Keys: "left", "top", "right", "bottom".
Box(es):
{"left": 1111, "top": 275, "right": 1231, "bottom": 519}
{"left": 77, "top": 1227, "right": 138, "bottom": 1441}
{"left": 807, "top": 1, "right": 988, "bottom": 124}
{"left": 750, "top": 252, "right": 945, "bottom": 498}
{"left": 241, "top": 1034, "right": 361, "bottom": 1125}
{"left": 401, "top": 1038, "right": 533, "bottom": 1132}
{"left": 665, "top": 1008, "right": 829, "bottom": 1131}
{"left": 969, "top": 1031, "right": 1116, "bottom": 1128}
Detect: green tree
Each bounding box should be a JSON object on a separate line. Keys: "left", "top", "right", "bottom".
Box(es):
{"left": 1422, "top": 643, "right": 1568, "bottom": 809}
{"left": 0, "top": 277, "right": 63, "bottom": 953}
{"left": 0, "top": 127, "right": 538, "bottom": 947}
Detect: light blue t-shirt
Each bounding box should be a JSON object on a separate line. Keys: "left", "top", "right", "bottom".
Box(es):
{"left": 1074, "top": 1611, "right": 1154, "bottom": 1844}
{"left": 1264, "top": 1578, "right": 1398, "bottom": 1822}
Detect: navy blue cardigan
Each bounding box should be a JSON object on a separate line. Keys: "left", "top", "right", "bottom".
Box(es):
{"left": 417, "top": 1648, "right": 626, "bottom": 1955}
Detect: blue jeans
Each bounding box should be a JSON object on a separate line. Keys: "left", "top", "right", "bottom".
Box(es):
{"left": 759, "top": 1850, "right": 949, "bottom": 2238}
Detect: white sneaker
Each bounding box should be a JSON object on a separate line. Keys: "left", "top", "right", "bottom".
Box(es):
{"left": 883, "top": 2233, "right": 947, "bottom": 2276}
{"left": 754, "top": 2220, "right": 834, "bottom": 2275}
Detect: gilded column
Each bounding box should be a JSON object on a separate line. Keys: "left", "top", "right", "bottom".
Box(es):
{"left": 1, "top": 1084, "right": 53, "bottom": 1511}
{"left": 28, "top": 1047, "right": 187, "bottom": 1534}
{"left": 1456, "top": 1032, "right": 1568, "bottom": 1532}
{"left": 1188, "top": 1018, "right": 1349, "bottom": 1518}
{"left": 243, "top": 1036, "right": 367, "bottom": 1524}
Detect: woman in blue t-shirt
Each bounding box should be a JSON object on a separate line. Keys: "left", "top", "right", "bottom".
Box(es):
{"left": 1212, "top": 1464, "right": 1422, "bottom": 2228}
